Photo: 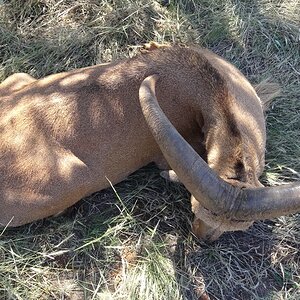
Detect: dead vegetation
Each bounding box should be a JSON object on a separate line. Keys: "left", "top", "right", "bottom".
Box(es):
{"left": 0, "top": 0, "right": 299, "bottom": 299}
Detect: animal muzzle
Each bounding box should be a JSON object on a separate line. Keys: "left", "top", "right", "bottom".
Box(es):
{"left": 191, "top": 196, "right": 253, "bottom": 241}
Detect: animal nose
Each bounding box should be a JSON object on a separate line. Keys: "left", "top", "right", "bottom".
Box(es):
{"left": 192, "top": 217, "right": 224, "bottom": 242}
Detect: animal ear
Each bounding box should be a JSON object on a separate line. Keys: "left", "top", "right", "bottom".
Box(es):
{"left": 254, "top": 79, "right": 281, "bottom": 111}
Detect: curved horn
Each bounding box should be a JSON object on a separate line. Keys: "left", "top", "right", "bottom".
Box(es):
{"left": 139, "top": 74, "right": 300, "bottom": 221}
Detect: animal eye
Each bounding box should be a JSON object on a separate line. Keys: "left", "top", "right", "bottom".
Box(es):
{"left": 233, "top": 160, "right": 246, "bottom": 182}
{"left": 235, "top": 161, "right": 244, "bottom": 171}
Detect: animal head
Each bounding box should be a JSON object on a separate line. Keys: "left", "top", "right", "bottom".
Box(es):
{"left": 139, "top": 73, "right": 300, "bottom": 241}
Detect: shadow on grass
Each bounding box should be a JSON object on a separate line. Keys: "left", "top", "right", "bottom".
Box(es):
{"left": 0, "top": 1, "right": 168, "bottom": 79}
{"left": 3, "top": 165, "right": 287, "bottom": 299}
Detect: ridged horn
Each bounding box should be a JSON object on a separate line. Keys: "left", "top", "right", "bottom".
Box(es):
{"left": 139, "top": 74, "right": 300, "bottom": 221}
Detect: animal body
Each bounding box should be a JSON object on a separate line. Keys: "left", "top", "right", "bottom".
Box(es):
{"left": 1, "top": 42, "right": 299, "bottom": 240}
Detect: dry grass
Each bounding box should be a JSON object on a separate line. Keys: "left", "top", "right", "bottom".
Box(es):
{"left": 0, "top": 0, "right": 300, "bottom": 299}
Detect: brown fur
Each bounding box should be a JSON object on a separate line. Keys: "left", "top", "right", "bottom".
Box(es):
{"left": 0, "top": 44, "right": 269, "bottom": 233}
